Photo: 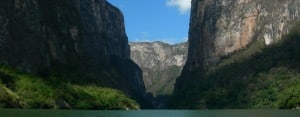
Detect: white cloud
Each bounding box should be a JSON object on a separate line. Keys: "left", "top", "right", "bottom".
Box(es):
{"left": 166, "top": 0, "right": 191, "bottom": 14}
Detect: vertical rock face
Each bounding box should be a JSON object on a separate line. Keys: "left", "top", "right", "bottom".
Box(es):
{"left": 0, "top": 0, "right": 128, "bottom": 72}
{"left": 185, "top": 0, "right": 300, "bottom": 71}
{"left": 0, "top": 0, "right": 147, "bottom": 107}
{"left": 129, "top": 42, "right": 188, "bottom": 96}
{"left": 171, "top": 0, "right": 300, "bottom": 109}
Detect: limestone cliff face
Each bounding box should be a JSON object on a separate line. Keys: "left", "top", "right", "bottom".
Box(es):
{"left": 171, "top": 0, "right": 300, "bottom": 109}
{"left": 185, "top": 0, "right": 300, "bottom": 71}
{"left": 0, "top": 0, "right": 147, "bottom": 106}
{"left": 129, "top": 42, "right": 188, "bottom": 96}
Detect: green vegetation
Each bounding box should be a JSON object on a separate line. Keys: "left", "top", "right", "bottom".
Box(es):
{"left": 170, "top": 23, "right": 300, "bottom": 109}
{"left": 146, "top": 65, "right": 181, "bottom": 97}
{"left": 0, "top": 65, "right": 139, "bottom": 110}
{"left": 252, "top": 67, "right": 300, "bottom": 108}
{"left": 156, "top": 66, "right": 181, "bottom": 96}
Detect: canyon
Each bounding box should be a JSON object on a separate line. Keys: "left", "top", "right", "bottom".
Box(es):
{"left": 130, "top": 42, "right": 187, "bottom": 96}
{"left": 0, "top": 0, "right": 299, "bottom": 110}
{"left": 130, "top": 42, "right": 187, "bottom": 108}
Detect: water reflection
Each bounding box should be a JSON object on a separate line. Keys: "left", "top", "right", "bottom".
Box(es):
{"left": 0, "top": 109, "right": 299, "bottom": 117}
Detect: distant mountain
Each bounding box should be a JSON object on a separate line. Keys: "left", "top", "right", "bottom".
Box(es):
{"left": 129, "top": 41, "right": 187, "bottom": 99}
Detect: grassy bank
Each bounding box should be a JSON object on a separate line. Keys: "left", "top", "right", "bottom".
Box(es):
{"left": 0, "top": 65, "right": 139, "bottom": 110}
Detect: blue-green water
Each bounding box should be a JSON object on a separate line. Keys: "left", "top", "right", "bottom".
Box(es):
{"left": 0, "top": 109, "right": 299, "bottom": 117}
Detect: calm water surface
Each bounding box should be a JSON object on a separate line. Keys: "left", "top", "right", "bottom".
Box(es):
{"left": 0, "top": 109, "right": 299, "bottom": 117}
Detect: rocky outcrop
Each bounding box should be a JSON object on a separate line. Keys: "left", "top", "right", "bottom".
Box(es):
{"left": 130, "top": 42, "right": 187, "bottom": 96}
{"left": 0, "top": 0, "right": 149, "bottom": 108}
{"left": 185, "top": 0, "right": 300, "bottom": 71}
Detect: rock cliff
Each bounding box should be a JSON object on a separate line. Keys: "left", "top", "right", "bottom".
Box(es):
{"left": 130, "top": 41, "right": 187, "bottom": 108}
{"left": 171, "top": 0, "right": 300, "bottom": 109}
{"left": 0, "top": 0, "right": 149, "bottom": 108}
{"left": 130, "top": 42, "right": 187, "bottom": 96}
{"left": 185, "top": 0, "right": 300, "bottom": 71}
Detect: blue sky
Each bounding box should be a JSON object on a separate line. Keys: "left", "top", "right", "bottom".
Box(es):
{"left": 107, "top": 0, "right": 191, "bottom": 44}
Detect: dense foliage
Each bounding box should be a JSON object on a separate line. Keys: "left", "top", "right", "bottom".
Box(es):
{"left": 170, "top": 23, "right": 300, "bottom": 109}
{"left": 0, "top": 65, "right": 139, "bottom": 110}
{"left": 145, "top": 65, "right": 181, "bottom": 97}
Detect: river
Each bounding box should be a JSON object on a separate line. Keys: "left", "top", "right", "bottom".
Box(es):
{"left": 0, "top": 109, "right": 299, "bottom": 117}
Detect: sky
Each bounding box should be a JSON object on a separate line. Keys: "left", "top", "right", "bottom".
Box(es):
{"left": 107, "top": 0, "right": 191, "bottom": 44}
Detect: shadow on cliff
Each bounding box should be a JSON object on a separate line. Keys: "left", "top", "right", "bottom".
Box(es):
{"left": 153, "top": 94, "right": 172, "bottom": 109}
